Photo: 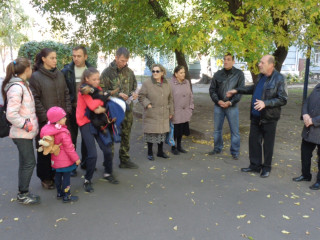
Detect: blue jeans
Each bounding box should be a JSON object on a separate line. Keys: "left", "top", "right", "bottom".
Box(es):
{"left": 213, "top": 105, "right": 240, "bottom": 156}
{"left": 80, "top": 123, "right": 113, "bottom": 181}
{"left": 55, "top": 171, "right": 71, "bottom": 196}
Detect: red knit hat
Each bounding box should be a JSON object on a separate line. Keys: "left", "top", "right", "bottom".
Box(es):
{"left": 47, "top": 107, "right": 66, "bottom": 123}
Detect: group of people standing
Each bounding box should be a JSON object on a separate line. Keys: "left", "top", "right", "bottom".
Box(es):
{"left": 2, "top": 46, "right": 194, "bottom": 205}
{"left": 3, "top": 47, "right": 320, "bottom": 205}
{"left": 209, "top": 53, "right": 320, "bottom": 190}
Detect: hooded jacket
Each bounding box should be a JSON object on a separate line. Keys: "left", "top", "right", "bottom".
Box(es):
{"left": 29, "top": 65, "right": 71, "bottom": 125}
{"left": 40, "top": 124, "right": 79, "bottom": 169}
{"left": 5, "top": 77, "right": 38, "bottom": 139}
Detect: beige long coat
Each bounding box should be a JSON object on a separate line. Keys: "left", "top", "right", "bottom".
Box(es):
{"left": 139, "top": 77, "right": 174, "bottom": 134}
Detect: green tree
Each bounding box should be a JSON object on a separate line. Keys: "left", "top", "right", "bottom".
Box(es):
{"left": 0, "top": 0, "right": 30, "bottom": 72}
{"left": 30, "top": 0, "right": 320, "bottom": 81}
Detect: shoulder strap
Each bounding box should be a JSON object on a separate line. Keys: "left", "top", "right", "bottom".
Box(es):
{"left": 5, "top": 83, "right": 24, "bottom": 103}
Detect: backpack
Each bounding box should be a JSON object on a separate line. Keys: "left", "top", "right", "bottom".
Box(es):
{"left": 0, "top": 84, "right": 24, "bottom": 138}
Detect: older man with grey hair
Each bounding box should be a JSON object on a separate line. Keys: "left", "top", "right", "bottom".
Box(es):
{"left": 227, "top": 55, "right": 288, "bottom": 178}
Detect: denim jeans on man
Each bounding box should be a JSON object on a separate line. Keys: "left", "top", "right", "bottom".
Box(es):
{"left": 80, "top": 123, "right": 113, "bottom": 181}
{"left": 213, "top": 105, "right": 240, "bottom": 156}
{"left": 12, "top": 138, "right": 36, "bottom": 193}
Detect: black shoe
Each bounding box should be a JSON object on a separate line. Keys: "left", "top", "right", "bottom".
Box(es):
{"left": 241, "top": 167, "right": 260, "bottom": 173}
{"left": 148, "top": 155, "right": 154, "bottom": 161}
{"left": 17, "top": 192, "right": 40, "bottom": 205}
{"left": 171, "top": 148, "right": 180, "bottom": 155}
{"left": 119, "top": 161, "right": 139, "bottom": 169}
{"left": 157, "top": 152, "right": 169, "bottom": 158}
{"left": 232, "top": 155, "right": 239, "bottom": 160}
{"left": 309, "top": 182, "right": 320, "bottom": 190}
{"left": 260, "top": 170, "right": 270, "bottom": 178}
{"left": 104, "top": 174, "right": 119, "bottom": 184}
{"left": 80, "top": 164, "right": 87, "bottom": 170}
{"left": 207, "top": 149, "right": 221, "bottom": 155}
{"left": 70, "top": 169, "right": 77, "bottom": 177}
{"left": 292, "top": 175, "right": 312, "bottom": 182}
{"left": 177, "top": 147, "right": 187, "bottom": 153}
{"left": 63, "top": 195, "right": 79, "bottom": 203}
{"left": 41, "top": 180, "right": 55, "bottom": 190}
{"left": 83, "top": 180, "right": 94, "bottom": 193}
{"left": 57, "top": 193, "right": 64, "bottom": 200}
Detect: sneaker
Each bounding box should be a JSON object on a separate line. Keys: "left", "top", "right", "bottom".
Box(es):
{"left": 83, "top": 180, "right": 94, "bottom": 193}
{"left": 104, "top": 174, "right": 119, "bottom": 184}
{"left": 17, "top": 192, "right": 40, "bottom": 205}
{"left": 63, "top": 195, "right": 79, "bottom": 203}
{"left": 147, "top": 155, "right": 154, "bottom": 161}
{"left": 119, "top": 161, "right": 139, "bottom": 169}
{"left": 57, "top": 193, "right": 64, "bottom": 199}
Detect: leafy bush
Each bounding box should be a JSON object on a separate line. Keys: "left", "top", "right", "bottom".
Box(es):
{"left": 285, "top": 73, "right": 303, "bottom": 84}
{"left": 18, "top": 41, "right": 97, "bottom": 69}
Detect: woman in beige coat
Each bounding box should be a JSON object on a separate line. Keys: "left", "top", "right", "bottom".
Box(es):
{"left": 139, "top": 64, "right": 174, "bottom": 160}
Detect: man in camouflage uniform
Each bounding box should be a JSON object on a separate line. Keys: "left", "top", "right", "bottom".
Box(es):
{"left": 100, "top": 47, "right": 139, "bottom": 169}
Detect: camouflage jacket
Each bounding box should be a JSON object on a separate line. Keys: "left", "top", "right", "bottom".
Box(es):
{"left": 100, "top": 60, "right": 137, "bottom": 97}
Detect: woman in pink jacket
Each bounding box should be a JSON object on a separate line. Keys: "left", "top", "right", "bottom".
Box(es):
{"left": 169, "top": 65, "right": 194, "bottom": 155}
{"left": 1, "top": 58, "right": 40, "bottom": 204}
{"left": 40, "top": 107, "right": 80, "bottom": 203}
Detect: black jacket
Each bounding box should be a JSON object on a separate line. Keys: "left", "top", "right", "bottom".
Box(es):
{"left": 61, "top": 61, "right": 92, "bottom": 103}
{"left": 301, "top": 83, "right": 320, "bottom": 144}
{"left": 209, "top": 67, "right": 245, "bottom": 106}
{"left": 236, "top": 70, "right": 288, "bottom": 123}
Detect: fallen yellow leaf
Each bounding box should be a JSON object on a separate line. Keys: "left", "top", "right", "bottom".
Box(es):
{"left": 302, "top": 215, "right": 310, "bottom": 218}
{"left": 294, "top": 202, "right": 300, "bottom": 206}
{"left": 281, "top": 230, "right": 290, "bottom": 234}
{"left": 169, "top": 217, "right": 173, "bottom": 220}
{"left": 282, "top": 215, "right": 290, "bottom": 220}
{"left": 150, "top": 166, "right": 156, "bottom": 170}
{"left": 56, "top": 218, "right": 68, "bottom": 222}
{"left": 237, "top": 214, "right": 247, "bottom": 219}
{"left": 14, "top": 218, "right": 19, "bottom": 221}
{"left": 266, "top": 194, "right": 271, "bottom": 198}
{"left": 260, "top": 215, "right": 266, "bottom": 218}
{"left": 173, "top": 226, "right": 178, "bottom": 231}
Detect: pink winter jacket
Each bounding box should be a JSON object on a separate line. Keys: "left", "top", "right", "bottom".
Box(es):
{"left": 5, "top": 78, "right": 38, "bottom": 139}
{"left": 40, "top": 124, "right": 79, "bottom": 169}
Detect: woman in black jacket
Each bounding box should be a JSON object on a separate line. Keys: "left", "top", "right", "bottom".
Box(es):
{"left": 29, "top": 48, "right": 71, "bottom": 189}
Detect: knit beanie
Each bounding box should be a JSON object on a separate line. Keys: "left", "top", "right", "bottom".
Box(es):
{"left": 47, "top": 107, "right": 66, "bottom": 123}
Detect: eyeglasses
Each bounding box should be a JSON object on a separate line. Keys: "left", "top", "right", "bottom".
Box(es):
{"left": 152, "top": 70, "right": 161, "bottom": 73}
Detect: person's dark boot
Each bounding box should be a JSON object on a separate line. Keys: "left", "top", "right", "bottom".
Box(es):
{"left": 63, "top": 191, "right": 79, "bottom": 203}
{"left": 171, "top": 146, "right": 180, "bottom": 155}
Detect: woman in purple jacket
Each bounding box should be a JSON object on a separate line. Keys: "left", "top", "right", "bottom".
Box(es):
{"left": 169, "top": 66, "right": 194, "bottom": 155}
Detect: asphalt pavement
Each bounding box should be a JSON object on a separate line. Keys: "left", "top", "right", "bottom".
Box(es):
{"left": 0, "top": 84, "right": 320, "bottom": 240}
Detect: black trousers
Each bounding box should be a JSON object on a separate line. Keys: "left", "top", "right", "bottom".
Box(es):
{"left": 248, "top": 118, "right": 278, "bottom": 171}
{"left": 301, "top": 139, "right": 320, "bottom": 182}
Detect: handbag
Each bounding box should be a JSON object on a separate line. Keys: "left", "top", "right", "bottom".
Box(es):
{"left": 165, "top": 121, "right": 175, "bottom": 146}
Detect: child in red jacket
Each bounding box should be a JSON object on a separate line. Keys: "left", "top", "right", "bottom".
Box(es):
{"left": 40, "top": 107, "right": 80, "bottom": 203}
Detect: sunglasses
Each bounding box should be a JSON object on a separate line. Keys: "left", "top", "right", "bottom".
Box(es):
{"left": 152, "top": 70, "right": 161, "bottom": 73}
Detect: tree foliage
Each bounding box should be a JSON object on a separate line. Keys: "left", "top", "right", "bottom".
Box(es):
{"left": 0, "top": 0, "right": 30, "bottom": 71}
{"left": 30, "top": 0, "right": 320, "bottom": 80}
{"left": 18, "top": 41, "right": 98, "bottom": 69}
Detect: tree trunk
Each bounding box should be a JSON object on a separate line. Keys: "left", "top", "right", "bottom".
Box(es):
{"left": 148, "top": 0, "right": 191, "bottom": 82}
{"left": 273, "top": 46, "right": 288, "bottom": 72}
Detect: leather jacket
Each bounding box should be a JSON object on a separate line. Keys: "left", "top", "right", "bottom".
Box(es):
{"left": 209, "top": 67, "right": 245, "bottom": 106}
{"left": 61, "top": 61, "right": 92, "bottom": 104}
{"left": 236, "top": 69, "right": 288, "bottom": 123}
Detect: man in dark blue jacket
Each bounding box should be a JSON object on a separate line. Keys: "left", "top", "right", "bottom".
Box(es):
{"left": 227, "top": 55, "right": 288, "bottom": 178}
{"left": 62, "top": 46, "right": 92, "bottom": 176}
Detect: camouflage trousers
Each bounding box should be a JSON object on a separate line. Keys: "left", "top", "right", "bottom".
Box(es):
{"left": 112, "top": 108, "right": 133, "bottom": 163}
